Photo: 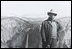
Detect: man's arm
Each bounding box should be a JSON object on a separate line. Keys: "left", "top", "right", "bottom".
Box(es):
{"left": 40, "top": 22, "right": 46, "bottom": 42}
{"left": 57, "top": 22, "right": 63, "bottom": 32}
{"left": 56, "top": 21, "right": 63, "bottom": 41}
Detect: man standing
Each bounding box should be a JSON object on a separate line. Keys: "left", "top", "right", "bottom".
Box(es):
{"left": 40, "top": 9, "right": 62, "bottom": 48}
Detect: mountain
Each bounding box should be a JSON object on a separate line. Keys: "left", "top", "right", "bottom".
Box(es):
{"left": 1, "top": 17, "right": 33, "bottom": 48}
{"left": 1, "top": 17, "right": 41, "bottom": 48}
{"left": 1, "top": 16, "right": 71, "bottom": 48}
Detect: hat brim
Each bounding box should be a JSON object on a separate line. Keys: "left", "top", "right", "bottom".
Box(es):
{"left": 48, "top": 12, "right": 57, "bottom": 16}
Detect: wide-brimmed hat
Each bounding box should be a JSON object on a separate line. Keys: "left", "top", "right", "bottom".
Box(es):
{"left": 48, "top": 9, "right": 57, "bottom": 16}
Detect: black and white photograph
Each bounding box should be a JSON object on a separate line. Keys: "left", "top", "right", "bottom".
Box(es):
{"left": 1, "top": 1, "right": 71, "bottom": 48}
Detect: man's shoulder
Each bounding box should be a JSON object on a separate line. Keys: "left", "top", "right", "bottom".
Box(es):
{"left": 53, "top": 20, "right": 59, "bottom": 24}
{"left": 42, "top": 20, "right": 48, "bottom": 24}
{"left": 42, "top": 20, "right": 59, "bottom": 24}
{"left": 42, "top": 20, "right": 51, "bottom": 25}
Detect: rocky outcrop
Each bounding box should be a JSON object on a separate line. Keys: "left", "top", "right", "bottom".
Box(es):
{"left": 1, "top": 17, "right": 32, "bottom": 48}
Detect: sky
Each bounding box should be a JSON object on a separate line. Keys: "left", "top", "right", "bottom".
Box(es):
{"left": 1, "top": 1, "right": 71, "bottom": 18}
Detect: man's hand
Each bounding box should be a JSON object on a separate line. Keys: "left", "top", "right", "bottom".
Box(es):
{"left": 42, "top": 41, "right": 48, "bottom": 48}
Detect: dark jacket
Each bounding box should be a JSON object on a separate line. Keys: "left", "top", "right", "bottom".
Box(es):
{"left": 40, "top": 20, "right": 62, "bottom": 45}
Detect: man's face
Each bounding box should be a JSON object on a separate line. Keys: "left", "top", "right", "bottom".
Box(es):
{"left": 49, "top": 14, "right": 55, "bottom": 20}
{"left": 52, "top": 15, "right": 55, "bottom": 19}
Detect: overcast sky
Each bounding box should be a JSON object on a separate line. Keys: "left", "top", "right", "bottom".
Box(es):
{"left": 1, "top": 1, "right": 71, "bottom": 18}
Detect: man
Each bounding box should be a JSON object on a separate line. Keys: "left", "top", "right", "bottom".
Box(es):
{"left": 40, "top": 9, "right": 62, "bottom": 48}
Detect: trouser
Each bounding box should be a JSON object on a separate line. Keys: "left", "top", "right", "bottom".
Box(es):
{"left": 42, "top": 39, "right": 51, "bottom": 48}
{"left": 42, "top": 38, "right": 57, "bottom": 48}
{"left": 50, "top": 38, "right": 57, "bottom": 48}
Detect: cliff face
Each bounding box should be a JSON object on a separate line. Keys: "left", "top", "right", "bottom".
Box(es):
{"left": 1, "top": 17, "right": 32, "bottom": 48}
{"left": 1, "top": 17, "right": 41, "bottom": 48}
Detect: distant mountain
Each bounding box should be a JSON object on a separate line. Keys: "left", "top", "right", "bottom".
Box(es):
{"left": 55, "top": 17, "right": 71, "bottom": 28}
{"left": 21, "top": 16, "right": 71, "bottom": 26}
